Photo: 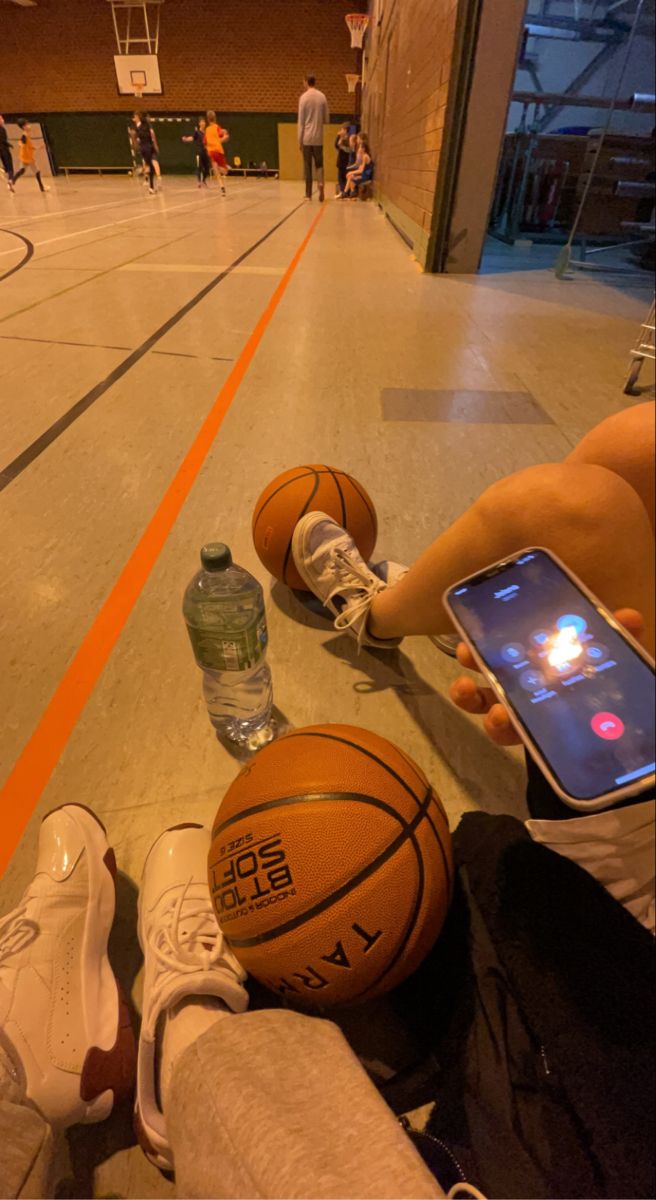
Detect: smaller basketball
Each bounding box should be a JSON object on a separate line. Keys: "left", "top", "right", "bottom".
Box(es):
{"left": 208, "top": 725, "right": 453, "bottom": 1008}
{"left": 252, "top": 466, "right": 377, "bottom": 591}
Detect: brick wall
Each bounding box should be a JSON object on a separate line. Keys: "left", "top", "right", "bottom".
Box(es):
{"left": 364, "top": 0, "right": 459, "bottom": 266}
{"left": 0, "top": 0, "right": 366, "bottom": 114}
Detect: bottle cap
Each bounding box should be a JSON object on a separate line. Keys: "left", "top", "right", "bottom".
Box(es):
{"left": 200, "top": 543, "right": 232, "bottom": 571}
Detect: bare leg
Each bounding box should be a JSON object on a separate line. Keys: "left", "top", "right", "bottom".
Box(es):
{"left": 566, "top": 401, "right": 655, "bottom": 530}
{"left": 368, "top": 462, "right": 655, "bottom": 655}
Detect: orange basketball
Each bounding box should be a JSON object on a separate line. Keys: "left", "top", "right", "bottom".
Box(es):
{"left": 252, "top": 465, "right": 377, "bottom": 591}
{"left": 208, "top": 725, "right": 453, "bottom": 1008}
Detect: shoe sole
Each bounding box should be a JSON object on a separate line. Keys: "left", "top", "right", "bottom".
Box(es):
{"left": 45, "top": 805, "right": 136, "bottom": 1122}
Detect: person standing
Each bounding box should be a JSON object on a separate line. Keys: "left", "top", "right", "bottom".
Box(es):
{"left": 335, "top": 123, "right": 351, "bottom": 197}
{"left": 133, "top": 113, "right": 161, "bottom": 195}
{"left": 205, "top": 111, "right": 230, "bottom": 195}
{"left": 0, "top": 116, "right": 15, "bottom": 193}
{"left": 298, "top": 74, "right": 329, "bottom": 202}
{"left": 182, "top": 116, "right": 210, "bottom": 187}
{"left": 13, "top": 120, "right": 49, "bottom": 192}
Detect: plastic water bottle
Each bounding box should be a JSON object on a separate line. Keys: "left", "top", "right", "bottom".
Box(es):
{"left": 183, "top": 544, "right": 274, "bottom": 748}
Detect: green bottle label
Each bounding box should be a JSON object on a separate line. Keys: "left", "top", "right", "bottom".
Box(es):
{"left": 187, "top": 616, "right": 268, "bottom": 672}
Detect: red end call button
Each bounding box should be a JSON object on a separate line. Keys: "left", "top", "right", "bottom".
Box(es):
{"left": 591, "top": 711, "right": 625, "bottom": 740}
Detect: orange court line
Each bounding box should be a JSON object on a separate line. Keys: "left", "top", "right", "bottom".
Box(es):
{"left": 0, "top": 203, "right": 326, "bottom": 877}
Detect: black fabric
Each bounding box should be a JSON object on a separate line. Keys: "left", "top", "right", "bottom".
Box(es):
{"left": 303, "top": 143, "right": 323, "bottom": 197}
{"left": 396, "top": 813, "right": 655, "bottom": 1199}
{"left": 0, "top": 125, "right": 10, "bottom": 153}
{"left": 0, "top": 147, "right": 13, "bottom": 181}
{"left": 136, "top": 122, "right": 155, "bottom": 151}
{"left": 335, "top": 134, "right": 350, "bottom": 194}
{"left": 192, "top": 129, "right": 210, "bottom": 182}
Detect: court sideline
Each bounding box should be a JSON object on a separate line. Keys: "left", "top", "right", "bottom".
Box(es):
{"left": 0, "top": 177, "right": 651, "bottom": 1195}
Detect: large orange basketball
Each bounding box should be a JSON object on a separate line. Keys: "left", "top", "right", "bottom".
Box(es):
{"left": 252, "top": 465, "right": 377, "bottom": 591}
{"left": 208, "top": 725, "right": 452, "bottom": 1008}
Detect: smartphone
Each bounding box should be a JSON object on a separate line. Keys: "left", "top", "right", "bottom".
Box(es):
{"left": 443, "top": 547, "right": 655, "bottom": 811}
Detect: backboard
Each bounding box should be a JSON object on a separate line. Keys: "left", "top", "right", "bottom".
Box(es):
{"left": 114, "top": 54, "right": 162, "bottom": 95}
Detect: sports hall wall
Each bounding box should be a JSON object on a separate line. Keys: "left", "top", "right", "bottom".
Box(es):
{"left": 0, "top": 0, "right": 366, "bottom": 170}
{"left": 363, "top": 0, "right": 460, "bottom": 267}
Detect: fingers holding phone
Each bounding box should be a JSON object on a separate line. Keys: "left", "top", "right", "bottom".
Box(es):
{"left": 444, "top": 549, "right": 655, "bottom": 810}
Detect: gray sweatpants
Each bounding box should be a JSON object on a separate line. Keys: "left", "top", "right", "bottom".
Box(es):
{"left": 0, "top": 1009, "right": 442, "bottom": 1199}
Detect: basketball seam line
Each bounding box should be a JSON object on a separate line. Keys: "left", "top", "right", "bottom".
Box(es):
{"left": 285, "top": 730, "right": 422, "bottom": 804}
{"left": 252, "top": 470, "right": 317, "bottom": 530}
{"left": 325, "top": 466, "right": 347, "bottom": 528}
{"left": 281, "top": 467, "right": 320, "bottom": 586}
{"left": 215, "top": 784, "right": 434, "bottom": 949}
{"left": 286, "top": 730, "right": 452, "bottom": 891}
{"left": 251, "top": 466, "right": 351, "bottom": 530}
{"left": 350, "top": 815, "right": 426, "bottom": 1003}
{"left": 212, "top": 786, "right": 411, "bottom": 840}
{"left": 345, "top": 474, "right": 377, "bottom": 531}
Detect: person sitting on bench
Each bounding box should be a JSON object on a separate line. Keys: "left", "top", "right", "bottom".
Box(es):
{"left": 342, "top": 133, "right": 373, "bottom": 198}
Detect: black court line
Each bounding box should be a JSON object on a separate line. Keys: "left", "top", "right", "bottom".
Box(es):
{"left": 0, "top": 200, "right": 305, "bottom": 493}
{"left": 0, "top": 230, "right": 34, "bottom": 282}
{"left": 0, "top": 195, "right": 268, "bottom": 328}
{"left": 0, "top": 334, "right": 132, "bottom": 352}
{"left": 151, "top": 349, "right": 234, "bottom": 362}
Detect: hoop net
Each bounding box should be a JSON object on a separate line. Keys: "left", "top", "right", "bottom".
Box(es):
{"left": 345, "top": 13, "right": 369, "bottom": 48}
{"left": 346, "top": 73, "right": 361, "bottom": 94}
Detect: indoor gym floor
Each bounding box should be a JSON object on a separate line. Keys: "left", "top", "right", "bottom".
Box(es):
{"left": 0, "top": 176, "right": 653, "bottom": 1196}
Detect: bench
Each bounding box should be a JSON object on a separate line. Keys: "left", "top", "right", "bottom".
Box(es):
{"left": 60, "top": 165, "right": 132, "bottom": 179}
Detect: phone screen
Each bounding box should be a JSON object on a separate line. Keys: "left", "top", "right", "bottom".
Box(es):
{"left": 447, "top": 549, "right": 655, "bottom": 802}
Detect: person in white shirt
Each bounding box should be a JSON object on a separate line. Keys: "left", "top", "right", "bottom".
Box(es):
{"left": 298, "top": 74, "right": 329, "bottom": 201}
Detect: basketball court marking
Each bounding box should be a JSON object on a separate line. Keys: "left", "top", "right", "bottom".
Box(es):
{"left": 0, "top": 203, "right": 326, "bottom": 876}
{"left": 0, "top": 230, "right": 34, "bottom": 282}
{"left": 0, "top": 199, "right": 304, "bottom": 488}
{"left": 18, "top": 194, "right": 267, "bottom": 272}
{"left": 0, "top": 196, "right": 270, "bottom": 324}
{"left": 0, "top": 186, "right": 253, "bottom": 260}
{"left": 0, "top": 185, "right": 222, "bottom": 233}
{"left": 0, "top": 333, "right": 132, "bottom": 352}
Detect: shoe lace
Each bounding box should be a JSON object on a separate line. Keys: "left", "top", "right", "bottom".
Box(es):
{"left": 0, "top": 903, "right": 39, "bottom": 965}
{"left": 144, "top": 880, "right": 234, "bottom": 1040}
{"left": 330, "top": 547, "right": 382, "bottom": 632}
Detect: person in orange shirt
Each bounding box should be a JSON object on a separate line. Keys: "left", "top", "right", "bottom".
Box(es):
{"left": 205, "top": 111, "right": 230, "bottom": 195}
{"left": 13, "top": 120, "right": 49, "bottom": 192}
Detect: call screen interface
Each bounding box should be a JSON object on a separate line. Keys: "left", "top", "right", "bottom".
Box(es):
{"left": 448, "top": 550, "right": 655, "bottom": 801}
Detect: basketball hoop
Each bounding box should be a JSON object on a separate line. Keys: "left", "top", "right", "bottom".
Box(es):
{"left": 346, "top": 73, "right": 361, "bottom": 94}
{"left": 345, "top": 12, "right": 369, "bottom": 48}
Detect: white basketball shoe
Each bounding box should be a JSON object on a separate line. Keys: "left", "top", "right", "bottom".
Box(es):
{"left": 135, "top": 824, "right": 248, "bottom": 1172}
{"left": 0, "top": 804, "right": 135, "bottom": 1128}
{"left": 292, "top": 512, "right": 405, "bottom": 649}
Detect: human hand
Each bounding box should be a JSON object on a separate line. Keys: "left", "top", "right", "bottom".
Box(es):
{"left": 448, "top": 608, "right": 645, "bottom": 747}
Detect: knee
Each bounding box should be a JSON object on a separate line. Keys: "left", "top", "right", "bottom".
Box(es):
{"left": 476, "top": 462, "right": 647, "bottom": 549}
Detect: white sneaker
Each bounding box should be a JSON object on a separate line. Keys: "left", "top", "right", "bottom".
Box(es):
{"left": 135, "top": 824, "right": 248, "bottom": 1172}
{"left": 429, "top": 633, "right": 461, "bottom": 658}
{"left": 292, "top": 512, "right": 403, "bottom": 649}
{"left": 0, "top": 805, "right": 135, "bottom": 1129}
